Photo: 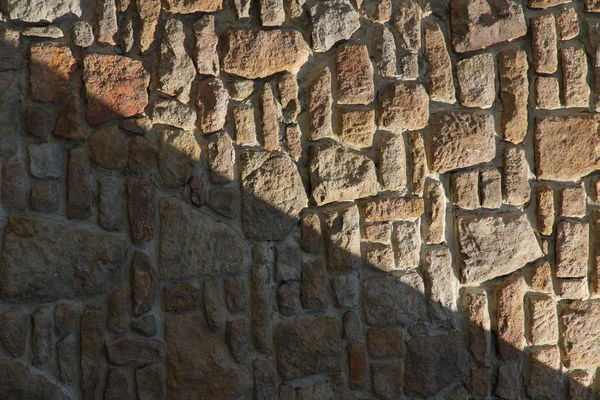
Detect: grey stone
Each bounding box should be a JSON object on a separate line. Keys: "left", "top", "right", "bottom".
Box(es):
{"left": 95, "top": 0, "right": 117, "bottom": 44}
{"left": 81, "top": 306, "right": 103, "bottom": 400}
{"left": 149, "top": 98, "right": 196, "bottom": 130}
{"left": 0, "top": 307, "right": 27, "bottom": 357}
{"left": 310, "top": 0, "right": 360, "bottom": 52}
{"left": 99, "top": 176, "right": 124, "bottom": 232}
{"left": 105, "top": 368, "right": 132, "bottom": 400}
{"left": 254, "top": 360, "right": 278, "bottom": 400}
{"left": 31, "top": 307, "right": 52, "bottom": 366}
{"left": 133, "top": 315, "right": 158, "bottom": 336}
{"left": 0, "top": 28, "right": 24, "bottom": 70}
{"left": 132, "top": 251, "right": 158, "bottom": 316}
{"left": 160, "top": 197, "right": 251, "bottom": 279}
{"left": 120, "top": 16, "right": 134, "bottom": 53}
{"left": 108, "top": 288, "right": 128, "bottom": 333}
{"left": 192, "top": 15, "right": 219, "bottom": 76}
{"left": 31, "top": 181, "right": 59, "bottom": 212}
{"left": 54, "top": 303, "right": 77, "bottom": 337}
{"left": 277, "top": 281, "right": 302, "bottom": 316}
{"left": 158, "top": 128, "right": 201, "bottom": 188}
{"left": 203, "top": 278, "right": 224, "bottom": 332}
{"left": 330, "top": 272, "right": 359, "bottom": 308}
{"left": 106, "top": 337, "right": 165, "bottom": 365}
{"left": 0, "top": 215, "right": 128, "bottom": 302}
{"left": 29, "top": 143, "right": 63, "bottom": 178}
{"left": 208, "top": 187, "right": 239, "bottom": 218}
{"left": 0, "top": 358, "right": 68, "bottom": 399}
{"left": 275, "top": 243, "right": 302, "bottom": 281}
{"left": 2, "top": 157, "right": 27, "bottom": 211}
{"left": 157, "top": 19, "right": 195, "bottom": 102}
{"left": 72, "top": 20, "right": 94, "bottom": 47}
{"left": 3, "top": 0, "right": 82, "bottom": 22}
{"left": 226, "top": 318, "right": 250, "bottom": 364}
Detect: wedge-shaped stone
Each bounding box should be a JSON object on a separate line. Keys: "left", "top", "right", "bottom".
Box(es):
{"left": 221, "top": 28, "right": 309, "bottom": 79}
{"left": 0, "top": 215, "right": 127, "bottom": 302}
{"left": 535, "top": 116, "right": 600, "bottom": 181}
{"left": 457, "top": 212, "right": 543, "bottom": 284}
{"left": 159, "top": 197, "right": 251, "bottom": 280}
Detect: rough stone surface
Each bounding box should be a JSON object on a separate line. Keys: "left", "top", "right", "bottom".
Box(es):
{"left": 158, "top": 129, "right": 200, "bottom": 188}
{"left": 310, "top": 0, "right": 360, "bottom": 52}
{"left": 4, "top": 0, "right": 81, "bottom": 22}
{"left": 157, "top": 19, "right": 195, "bottom": 103}
{"left": 378, "top": 81, "right": 429, "bottom": 132}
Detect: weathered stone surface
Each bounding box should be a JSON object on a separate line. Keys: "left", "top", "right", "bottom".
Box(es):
{"left": 0, "top": 307, "right": 26, "bottom": 357}
{"left": 54, "top": 91, "right": 86, "bottom": 141}
{"left": 429, "top": 112, "right": 496, "bottom": 173}
{"left": 330, "top": 272, "right": 359, "bottom": 308}
{"left": 149, "top": 99, "right": 196, "bottom": 130}
{"left": 499, "top": 49, "right": 528, "bottom": 143}
{"left": 457, "top": 212, "right": 543, "bottom": 284}
{"left": 393, "top": 0, "right": 421, "bottom": 52}
{"left": 203, "top": 279, "right": 224, "bottom": 332}
{"left": 81, "top": 306, "right": 103, "bottom": 400}
{"left": 503, "top": 145, "right": 530, "bottom": 206}
{"left": 423, "top": 21, "right": 455, "bottom": 103}
{"left": 226, "top": 318, "right": 249, "bottom": 364}
{"left": 163, "top": 283, "right": 199, "bottom": 312}
{"left": 496, "top": 364, "right": 519, "bottom": 400}
{"left": 308, "top": 66, "right": 332, "bottom": 140}
{"left": 127, "top": 178, "right": 156, "bottom": 243}
{"left": 450, "top": 0, "right": 527, "bottom": 53}
{"left": 157, "top": 19, "right": 195, "bottom": 103}
{"left": 107, "top": 287, "right": 128, "bottom": 334}
{"left": 423, "top": 246, "right": 457, "bottom": 325}
{"left": 72, "top": 20, "right": 94, "bottom": 47}
{"left": 251, "top": 246, "right": 272, "bottom": 354}
{"left": 99, "top": 177, "right": 124, "bottom": 232}
{"left": 456, "top": 53, "right": 495, "bottom": 108}
{"left": 259, "top": 0, "right": 284, "bottom": 26}
{"left": 136, "top": 0, "right": 160, "bottom": 53}
{"left": 496, "top": 274, "right": 526, "bottom": 360}
{"left": 233, "top": 106, "right": 257, "bottom": 145}
{"left": 371, "top": 360, "right": 402, "bottom": 398}
{"left": 301, "top": 259, "right": 327, "bottom": 310}
{"left": 4, "top": 0, "right": 81, "bottom": 22}
{"left": 83, "top": 53, "right": 150, "bottom": 125}
{"left": 405, "top": 333, "right": 469, "bottom": 397}
{"left": 207, "top": 131, "right": 235, "bottom": 184}
{"left": 323, "top": 205, "right": 361, "bottom": 271}
{"left": 166, "top": 313, "right": 252, "bottom": 398}
{"left": 106, "top": 337, "right": 164, "bottom": 365}
{"left": 90, "top": 126, "right": 128, "bottom": 169}
{"left": 296, "top": 381, "right": 333, "bottom": 399}
{"left": 0, "top": 28, "right": 24, "bottom": 71}
{"left": 133, "top": 315, "right": 157, "bottom": 337}
{"left": 367, "top": 329, "right": 402, "bottom": 358}
{"left": 526, "top": 346, "right": 560, "bottom": 399}
{"left": 192, "top": 15, "right": 219, "bottom": 76}
{"left": 67, "top": 147, "right": 93, "bottom": 219}
{"left": 372, "top": 24, "right": 396, "bottom": 77}
{"left": 556, "top": 220, "right": 589, "bottom": 278}
{"left": 378, "top": 81, "right": 429, "bottom": 132}
{"left": 163, "top": 0, "right": 222, "bottom": 13}
{"left": 240, "top": 149, "right": 306, "bottom": 240}
{"left": 195, "top": 77, "right": 229, "bottom": 134}
{"left": 363, "top": 244, "right": 395, "bottom": 272}
{"left": 54, "top": 303, "right": 77, "bottom": 337}
{"left": 310, "top": 0, "right": 360, "bottom": 52}
{"left": 160, "top": 197, "right": 250, "bottom": 279}
{"left": 531, "top": 14, "right": 557, "bottom": 75}
{"left": 479, "top": 168, "right": 502, "bottom": 209}
{"left": 465, "top": 290, "right": 490, "bottom": 365}
{"left": 158, "top": 129, "right": 200, "bottom": 188}
{"left": 29, "top": 42, "right": 75, "bottom": 103}
{"left": 556, "top": 5, "right": 578, "bottom": 40}
{"left": 28, "top": 143, "right": 62, "bottom": 179}
{"left": 258, "top": 82, "right": 280, "bottom": 150}
{"left": 534, "top": 116, "right": 600, "bottom": 181}
{"left": 0, "top": 358, "right": 68, "bottom": 399}
{"left": 57, "top": 337, "right": 76, "bottom": 383}
{"left": 136, "top": 366, "right": 165, "bottom": 400}
{"left": 535, "top": 76, "right": 561, "bottom": 110}
{"left": 105, "top": 368, "right": 131, "bottom": 400}
{"left": 360, "top": 197, "right": 424, "bottom": 222}
{"left": 95, "top": 0, "right": 117, "bottom": 45}
{"left": 275, "top": 316, "right": 343, "bottom": 380}
{"left": 336, "top": 44, "right": 374, "bottom": 105}
{"left": 393, "top": 220, "right": 421, "bottom": 270}
{"left": 222, "top": 28, "right": 310, "bottom": 79}
{"left": 560, "top": 186, "right": 586, "bottom": 217}
{"left": 277, "top": 281, "right": 301, "bottom": 316}
{"left": 376, "top": 133, "right": 406, "bottom": 192}
{"left": 362, "top": 272, "right": 427, "bottom": 326}
{"left": 31, "top": 307, "right": 52, "bottom": 366}
{"left": 452, "top": 170, "right": 479, "bottom": 210}
{"left": 1, "top": 157, "right": 26, "bottom": 211}
{"left": 528, "top": 295, "right": 557, "bottom": 345}
{"left": 561, "top": 47, "right": 590, "bottom": 108}
{"left": 309, "top": 142, "right": 376, "bottom": 205}
{"left": 0, "top": 215, "right": 127, "bottom": 302}
{"left": 424, "top": 180, "right": 445, "bottom": 243}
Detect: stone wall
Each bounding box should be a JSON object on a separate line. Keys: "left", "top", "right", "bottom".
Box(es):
{"left": 0, "top": 0, "right": 599, "bottom": 398}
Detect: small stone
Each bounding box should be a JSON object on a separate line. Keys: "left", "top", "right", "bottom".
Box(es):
{"left": 0, "top": 307, "right": 27, "bottom": 357}
{"left": 57, "top": 337, "right": 76, "bottom": 383}
{"left": 429, "top": 111, "right": 496, "bottom": 173}
{"left": 95, "top": 0, "right": 117, "bottom": 45}
{"left": 254, "top": 360, "right": 278, "bottom": 400}
{"left": 28, "top": 143, "right": 62, "bottom": 179}
{"left": 464, "top": 290, "right": 490, "bottom": 365}
{"left": 393, "top": 220, "right": 421, "bottom": 270}
{"left": 164, "top": 283, "right": 199, "bottom": 312}
{"left": 336, "top": 44, "right": 374, "bottom": 105}
{"left": 556, "top": 220, "right": 589, "bottom": 278}
{"left": 450, "top": 0, "right": 527, "bottom": 53}
{"left": 330, "top": 272, "right": 359, "bottom": 308}
{"left": 133, "top": 315, "right": 157, "bottom": 337}
{"left": 526, "top": 346, "right": 560, "bottom": 399}
{"left": 360, "top": 197, "right": 424, "bottom": 222}
{"left": 560, "top": 185, "right": 586, "bottom": 217}
{"left": 529, "top": 0, "right": 570, "bottom": 7}
{"left": 587, "top": 0, "right": 600, "bottom": 11}
{"left": 157, "top": 19, "right": 195, "bottom": 103}
{"left": 458, "top": 212, "right": 543, "bottom": 284}
{"left": 0, "top": 28, "right": 24, "bottom": 71}
{"left": 452, "top": 170, "right": 480, "bottom": 210}
{"left": 376, "top": 133, "right": 406, "bottom": 192}
{"left": 301, "top": 259, "right": 327, "bottom": 310}
{"left": 527, "top": 259, "right": 553, "bottom": 293}
{"left": 496, "top": 274, "right": 526, "bottom": 360}
{"left": 253, "top": 250, "right": 273, "bottom": 352}
{"left": 556, "top": 5, "right": 579, "bottom": 40}
{"left": 496, "top": 364, "right": 518, "bottom": 399}
{"left": 456, "top": 53, "right": 495, "bottom": 108}
{"left": 67, "top": 148, "right": 93, "bottom": 219}
{"left": 535, "top": 76, "right": 561, "bottom": 110}
{"left": 258, "top": 82, "right": 280, "bottom": 151}
{"left": 120, "top": 17, "right": 134, "bottom": 53}
{"left": 203, "top": 279, "right": 224, "bottom": 332}
{"left": 378, "top": 81, "right": 429, "bottom": 132}
{"left": 207, "top": 131, "right": 235, "bottom": 184}
{"left": 561, "top": 47, "right": 590, "bottom": 108}
{"left": 25, "top": 106, "right": 51, "bottom": 140}
{"left": 556, "top": 278, "right": 588, "bottom": 299}
{"left": 296, "top": 381, "right": 333, "bottom": 400}
{"left": 72, "top": 21, "right": 94, "bottom": 47}
{"left": 128, "top": 136, "right": 156, "bottom": 174}
{"left": 192, "top": 16, "right": 219, "bottom": 76}
{"left": 207, "top": 187, "right": 238, "bottom": 218}
{"left": 323, "top": 205, "right": 361, "bottom": 271}
{"left": 81, "top": 306, "right": 104, "bottom": 399}
{"left": 372, "top": 360, "right": 403, "bottom": 399}
{"left": 29, "top": 42, "right": 75, "bottom": 102}
{"left": 2, "top": 157, "right": 27, "bottom": 211}
{"left": 105, "top": 369, "right": 132, "bottom": 400}
{"left": 363, "top": 244, "right": 396, "bottom": 272}
{"left": 158, "top": 129, "right": 201, "bottom": 188}
{"left": 106, "top": 337, "right": 165, "bottom": 365}
{"left": 108, "top": 288, "right": 128, "bottom": 333}
{"left": 423, "top": 21, "right": 455, "bottom": 103}
{"left": 392, "top": 0, "right": 421, "bottom": 52}
{"left": 498, "top": 50, "right": 529, "bottom": 143}
{"left": 343, "top": 310, "right": 361, "bottom": 343}
{"left": 363, "top": 223, "right": 391, "bottom": 243}
{"left": 372, "top": 24, "right": 396, "bottom": 77}
{"left": 54, "top": 304, "right": 77, "bottom": 337}
{"left": 222, "top": 28, "right": 310, "bottom": 79}
{"left": 5, "top": 0, "right": 81, "bottom": 22}
{"left": 365, "top": 0, "right": 391, "bottom": 22}
{"left": 408, "top": 132, "right": 427, "bottom": 196}
{"left": 423, "top": 245, "right": 457, "bottom": 325}
{"left": 308, "top": 67, "right": 333, "bottom": 140}
{"left": 55, "top": 91, "right": 86, "bottom": 141}
{"left": 528, "top": 294, "right": 558, "bottom": 345}
{"left": 278, "top": 72, "right": 300, "bottom": 123}
{"left": 568, "top": 370, "right": 592, "bottom": 400}
{"left": 277, "top": 281, "right": 302, "bottom": 316}
{"left": 83, "top": 53, "right": 150, "bottom": 125}
{"left": 136, "top": 0, "right": 160, "bottom": 53}
{"left": 121, "top": 116, "right": 152, "bottom": 134}
{"left": 136, "top": 366, "right": 165, "bottom": 400}
{"left": 22, "top": 26, "right": 63, "bottom": 38}
{"left": 99, "top": 177, "right": 124, "bottom": 231}
{"left": 283, "top": 124, "right": 302, "bottom": 159}
{"left": 233, "top": 106, "right": 257, "bottom": 145}
{"left": 503, "top": 145, "right": 530, "bottom": 206}
{"left": 259, "top": 0, "right": 285, "bottom": 26}
{"left": 424, "top": 180, "right": 445, "bottom": 243}
{"left": 347, "top": 343, "right": 367, "bottom": 389}
{"left": 127, "top": 178, "right": 156, "bottom": 243}
{"left": 162, "top": 0, "right": 222, "bottom": 12}
{"left": 90, "top": 126, "right": 128, "bottom": 169}
{"left": 226, "top": 318, "right": 250, "bottom": 364}
{"left": 149, "top": 99, "right": 196, "bottom": 130}
{"left": 531, "top": 14, "right": 557, "bottom": 74}
{"left": 367, "top": 329, "right": 402, "bottom": 358}
{"left": 275, "top": 243, "right": 301, "bottom": 282}
{"left": 195, "top": 77, "right": 229, "bottom": 134}
{"left": 300, "top": 212, "right": 322, "bottom": 254}
{"left": 283, "top": 0, "right": 304, "bottom": 18}
{"left": 479, "top": 168, "right": 502, "bottom": 209}
{"left": 536, "top": 185, "right": 554, "bottom": 235}
{"left": 309, "top": 0, "right": 360, "bottom": 52}
{"left": 362, "top": 273, "right": 427, "bottom": 326}
{"left": 224, "top": 278, "right": 247, "bottom": 313}
{"left": 404, "top": 333, "right": 469, "bottom": 397}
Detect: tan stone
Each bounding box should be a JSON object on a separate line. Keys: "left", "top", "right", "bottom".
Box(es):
{"left": 258, "top": 82, "right": 280, "bottom": 151}
{"left": 423, "top": 21, "right": 455, "bottom": 103}
{"left": 408, "top": 132, "right": 427, "bottom": 196}
{"left": 362, "top": 223, "right": 391, "bottom": 244}
{"left": 556, "top": 220, "right": 589, "bottom": 278}
{"left": 277, "top": 72, "right": 299, "bottom": 123}
{"left": 232, "top": 106, "right": 256, "bottom": 145}
{"left": 423, "top": 245, "right": 457, "bottom": 325}
{"left": 338, "top": 108, "right": 375, "bottom": 147}
{"left": 376, "top": 133, "right": 406, "bottom": 192}
{"left": 378, "top": 81, "right": 429, "bottom": 132}
{"left": 360, "top": 197, "right": 424, "bottom": 222}
{"left": 450, "top": 0, "right": 527, "bottom": 53}
{"left": 393, "top": 220, "right": 421, "bottom": 271}
{"left": 479, "top": 168, "right": 502, "bottom": 209}
{"left": 363, "top": 244, "right": 396, "bottom": 272}
{"left": 503, "top": 145, "right": 530, "bottom": 206}
{"left": 556, "top": 278, "right": 588, "bottom": 299}
{"left": 560, "top": 186, "right": 586, "bottom": 217}
{"left": 458, "top": 212, "right": 543, "bottom": 284}
{"left": 527, "top": 259, "right": 553, "bottom": 293}
{"left": 372, "top": 24, "right": 396, "bottom": 77}
{"left": 529, "top": 0, "right": 570, "bottom": 8}
{"left": 496, "top": 274, "right": 526, "bottom": 360}
{"left": 424, "top": 180, "right": 445, "bottom": 243}
{"left": 456, "top": 53, "right": 495, "bottom": 108}
{"left": 309, "top": 142, "right": 377, "bottom": 205}
{"left": 158, "top": 129, "right": 201, "bottom": 188}
{"left": 221, "top": 28, "right": 310, "bottom": 79}
{"left": 560, "top": 300, "right": 600, "bottom": 368}
{"left": 259, "top": 0, "right": 285, "bottom": 26}
{"left": 528, "top": 295, "right": 557, "bottom": 345}
{"left": 452, "top": 170, "right": 479, "bottom": 210}
{"left": 195, "top": 77, "right": 229, "bottom": 134}
{"left": 561, "top": 47, "right": 590, "bottom": 108}
{"left": 429, "top": 112, "right": 496, "bottom": 173}
{"left": 192, "top": 16, "right": 219, "bottom": 76}
{"left": 83, "top": 53, "right": 150, "bottom": 126}
{"left": 323, "top": 205, "right": 361, "bottom": 271}
{"left": 556, "top": 5, "right": 579, "bottom": 40}
{"left": 526, "top": 346, "right": 560, "bottom": 399}
{"left": 29, "top": 42, "right": 75, "bottom": 103}
{"left": 531, "top": 14, "right": 557, "bottom": 74}
{"left": 464, "top": 290, "right": 490, "bottom": 365}
{"left": 283, "top": 124, "right": 301, "bottom": 159}
{"left": 336, "top": 45, "right": 374, "bottom": 105}
{"left": 308, "top": 67, "right": 332, "bottom": 140}
{"left": 300, "top": 211, "right": 322, "bottom": 254}
{"left": 163, "top": 0, "right": 222, "bottom": 13}
{"left": 534, "top": 116, "right": 600, "bottom": 181}
{"left": 207, "top": 131, "right": 235, "bottom": 184}
{"left": 534, "top": 76, "right": 561, "bottom": 110}
{"left": 392, "top": 0, "right": 421, "bottom": 53}
{"left": 136, "top": 0, "right": 160, "bottom": 53}
{"left": 366, "top": 329, "right": 402, "bottom": 358}
{"left": 498, "top": 49, "right": 528, "bottom": 143}
{"left": 536, "top": 185, "right": 554, "bottom": 236}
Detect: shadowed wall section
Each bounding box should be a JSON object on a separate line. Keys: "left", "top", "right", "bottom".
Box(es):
{"left": 0, "top": 0, "right": 598, "bottom": 399}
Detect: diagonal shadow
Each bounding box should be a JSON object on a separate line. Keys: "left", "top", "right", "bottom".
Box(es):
{"left": 0, "top": 5, "right": 595, "bottom": 400}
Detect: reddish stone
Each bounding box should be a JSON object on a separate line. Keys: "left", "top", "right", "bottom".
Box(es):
{"left": 29, "top": 42, "right": 75, "bottom": 102}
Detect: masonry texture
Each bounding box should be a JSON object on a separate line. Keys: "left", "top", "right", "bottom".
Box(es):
{"left": 0, "top": 0, "right": 599, "bottom": 399}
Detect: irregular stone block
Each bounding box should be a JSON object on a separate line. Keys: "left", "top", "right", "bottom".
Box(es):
{"left": 323, "top": 205, "right": 361, "bottom": 271}
{"left": 378, "top": 81, "right": 429, "bottom": 132}
{"left": 496, "top": 274, "right": 526, "bottom": 360}
{"left": 309, "top": 0, "right": 360, "bottom": 52}
{"left": 29, "top": 42, "right": 75, "bottom": 102}
{"left": 336, "top": 44, "right": 374, "bottom": 105}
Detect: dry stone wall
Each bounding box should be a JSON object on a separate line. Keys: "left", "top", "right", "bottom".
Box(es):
{"left": 0, "top": 0, "right": 599, "bottom": 398}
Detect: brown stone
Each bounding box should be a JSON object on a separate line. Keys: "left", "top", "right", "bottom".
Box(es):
{"left": 424, "top": 180, "right": 445, "bottom": 243}
{"left": 408, "top": 131, "right": 427, "bottom": 195}
{"left": 393, "top": 219, "right": 421, "bottom": 271}
{"left": 136, "top": 0, "right": 160, "bottom": 53}
{"left": 347, "top": 343, "right": 367, "bottom": 389}
{"left": 308, "top": 67, "right": 332, "bottom": 140}
{"left": 531, "top": 14, "right": 557, "bottom": 74}
{"left": 360, "top": 197, "right": 424, "bottom": 222}
{"left": 556, "top": 278, "right": 588, "bottom": 299}
{"left": 527, "top": 259, "right": 553, "bottom": 293}
{"left": 163, "top": 0, "right": 222, "bottom": 13}
{"left": 158, "top": 129, "right": 201, "bottom": 188}
{"left": 496, "top": 274, "right": 526, "bottom": 360}
{"left": 378, "top": 81, "right": 429, "bottom": 132}
{"left": 192, "top": 15, "right": 219, "bottom": 76}
{"left": 336, "top": 45, "right": 374, "bottom": 105}
{"left": 132, "top": 251, "right": 158, "bottom": 316}
{"left": 300, "top": 211, "right": 322, "bottom": 254}
{"left": 367, "top": 328, "right": 402, "bottom": 358}
{"left": 90, "top": 126, "right": 128, "bottom": 169}
{"left": 526, "top": 346, "right": 560, "bottom": 399}
{"left": 338, "top": 108, "right": 375, "bottom": 147}
{"left": 29, "top": 42, "right": 75, "bottom": 102}
{"left": 258, "top": 82, "right": 280, "bottom": 150}
{"left": 392, "top": 0, "right": 421, "bottom": 52}
{"left": 528, "top": 294, "right": 557, "bottom": 345}
{"left": 536, "top": 185, "right": 554, "bottom": 236}
{"left": 464, "top": 290, "right": 490, "bottom": 365}
{"left": 81, "top": 306, "right": 103, "bottom": 400}
{"left": 108, "top": 288, "right": 128, "bottom": 334}
{"left": 222, "top": 28, "right": 310, "bottom": 79}
{"left": 371, "top": 360, "right": 403, "bottom": 399}
{"left": 106, "top": 337, "right": 164, "bottom": 365}
{"left": 556, "top": 5, "right": 579, "bottom": 40}
{"left": 363, "top": 244, "right": 395, "bottom": 272}
{"left": 423, "top": 21, "right": 455, "bottom": 103}
{"left": 301, "top": 259, "right": 327, "bottom": 310}
{"left": 195, "top": 77, "right": 229, "bottom": 134}
{"left": 499, "top": 49, "right": 529, "bottom": 143}
{"left": 529, "top": 0, "right": 570, "bottom": 7}
{"left": 452, "top": 170, "right": 479, "bottom": 210}
{"left": 0, "top": 307, "right": 26, "bottom": 357}
{"left": 372, "top": 24, "right": 396, "bottom": 77}
{"left": 560, "top": 186, "right": 586, "bottom": 217}
{"left": 127, "top": 178, "right": 156, "bottom": 243}
{"left": 423, "top": 245, "right": 457, "bottom": 326}
{"left": 556, "top": 220, "right": 589, "bottom": 278}
{"left": 128, "top": 136, "right": 156, "bottom": 174}
{"left": 561, "top": 47, "right": 590, "bottom": 108}
{"left": 534, "top": 76, "right": 561, "bottom": 110}
{"left": 503, "top": 145, "right": 530, "bottom": 206}
{"left": 323, "top": 205, "right": 361, "bottom": 271}
{"left": 2, "top": 157, "right": 27, "bottom": 211}
{"left": 67, "top": 148, "right": 93, "bottom": 219}
{"left": 83, "top": 53, "right": 150, "bottom": 126}
{"left": 233, "top": 106, "right": 257, "bottom": 145}
{"left": 207, "top": 131, "right": 235, "bottom": 184}
{"left": 136, "top": 366, "right": 165, "bottom": 400}
{"left": 456, "top": 53, "right": 495, "bottom": 108}
{"left": 479, "top": 168, "right": 502, "bottom": 209}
